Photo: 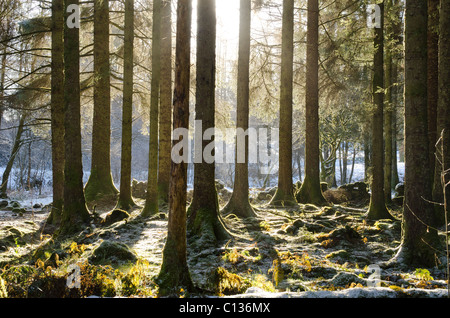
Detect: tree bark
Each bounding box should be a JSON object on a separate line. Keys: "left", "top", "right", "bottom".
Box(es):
{"left": 432, "top": 0, "right": 450, "bottom": 227}
{"left": 188, "top": 0, "right": 231, "bottom": 245}
{"left": 85, "top": 0, "right": 118, "bottom": 202}
{"left": 393, "top": 0, "right": 441, "bottom": 267}
{"left": 142, "top": 0, "right": 162, "bottom": 217}
{"left": 366, "top": 1, "right": 394, "bottom": 220}
{"left": 61, "top": 0, "right": 91, "bottom": 235}
{"left": 222, "top": 0, "right": 256, "bottom": 218}
{"left": 47, "top": 0, "right": 65, "bottom": 225}
{"left": 158, "top": 0, "right": 173, "bottom": 204}
{"left": 116, "top": 0, "right": 136, "bottom": 211}
{"left": 427, "top": 0, "right": 439, "bottom": 185}
{"left": 296, "top": 0, "right": 328, "bottom": 206}
{"left": 157, "top": 0, "right": 195, "bottom": 296}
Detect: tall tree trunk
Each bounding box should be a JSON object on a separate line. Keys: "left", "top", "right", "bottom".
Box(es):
{"left": 296, "top": 0, "right": 328, "bottom": 206}
{"left": 142, "top": 0, "right": 161, "bottom": 217}
{"left": 116, "top": 0, "right": 136, "bottom": 211}
{"left": 47, "top": 0, "right": 65, "bottom": 225}
{"left": 61, "top": 0, "right": 91, "bottom": 235}
{"left": 427, "top": 0, "right": 439, "bottom": 185}
{"left": 158, "top": 0, "right": 173, "bottom": 204}
{"left": 432, "top": 0, "right": 450, "bottom": 227}
{"left": 384, "top": 5, "right": 393, "bottom": 203}
{"left": 393, "top": 0, "right": 441, "bottom": 266}
{"left": 270, "top": 0, "right": 296, "bottom": 206}
{"left": 85, "top": 0, "right": 118, "bottom": 202}
{"left": 0, "top": 115, "right": 26, "bottom": 198}
{"left": 222, "top": 0, "right": 256, "bottom": 218}
{"left": 366, "top": 1, "right": 394, "bottom": 220}
{"left": 157, "top": 0, "right": 195, "bottom": 296}
{"left": 187, "top": 0, "right": 231, "bottom": 245}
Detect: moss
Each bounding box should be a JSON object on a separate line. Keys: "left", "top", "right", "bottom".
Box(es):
{"left": 88, "top": 240, "right": 137, "bottom": 265}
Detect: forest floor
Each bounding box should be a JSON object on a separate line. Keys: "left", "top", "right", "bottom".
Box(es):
{"left": 0, "top": 186, "right": 449, "bottom": 298}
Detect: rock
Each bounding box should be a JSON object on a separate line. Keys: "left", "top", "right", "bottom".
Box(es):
{"left": 88, "top": 240, "right": 137, "bottom": 265}
{"left": 337, "top": 182, "right": 370, "bottom": 202}
{"left": 325, "top": 249, "right": 349, "bottom": 260}
{"left": 329, "top": 272, "right": 365, "bottom": 288}
{"left": 101, "top": 209, "right": 130, "bottom": 226}
{"left": 131, "top": 179, "right": 147, "bottom": 199}
{"left": 9, "top": 201, "right": 21, "bottom": 208}
{"left": 32, "top": 203, "right": 42, "bottom": 209}
{"left": 0, "top": 200, "right": 8, "bottom": 209}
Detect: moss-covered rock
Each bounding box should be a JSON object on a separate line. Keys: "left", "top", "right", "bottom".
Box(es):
{"left": 88, "top": 240, "right": 137, "bottom": 265}
{"left": 101, "top": 209, "right": 130, "bottom": 226}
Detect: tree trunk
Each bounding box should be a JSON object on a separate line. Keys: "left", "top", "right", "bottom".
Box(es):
{"left": 432, "top": 0, "right": 450, "bottom": 227}
{"left": 222, "top": 0, "right": 256, "bottom": 218}
{"left": 142, "top": 0, "right": 161, "bottom": 217}
{"left": 0, "top": 115, "right": 26, "bottom": 198}
{"left": 116, "top": 0, "right": 136, "bottom": 211}
{"left": 366, "top": 1, "right": 393, "bottom": 220}
{"left": 296, "top": 0, "right": 328, "bottom": 206}
{"left": 188, "top": 0, "right": 231, "bottom": 245}
{"left": 85, "top": 0, "right": 118, "bottom": 202}
{"left": 393, "top": 0, "right": 441, "bottom": 267}
{"left": 384, "top": 0, "right": 394, "bottom": 202}
{"left": 270, "top": 0, "right": 296, "bottom": 206}
{"left": 158, "top": 0, "right": 173, "bottom": 204}
{"left": 47, "top": 0, "right": 65, "bottom": 225}
{"left": 427, "top": 0, "right": 439, "bottom": 185}
{"left": 61, "top": 0, "right": 91, "bottom": 235}
{"left": 157, "top": 0, "right": 195, "bottom": 296}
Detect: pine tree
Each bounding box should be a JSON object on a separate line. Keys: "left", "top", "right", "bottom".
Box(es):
{"left": 222, "top": 0, "right": 256, "bottom": 218}
{"left": 187, "top": 0, "right": 231, "bottom": 245}
{"left": 47, "top": 0, "right": 65, "bottom": 224}
{"left": 142, "top": 0, "right": 161, "bottom": 217}
{"left": 157, "top": 0, "right": 195, "bottom": 296}
{"left": 392, "top": 0, "right": 441, "bottom": 266}
{"left": 296, "top": 0, "right": 328, "bottom": 206}
{"left": 116, "top": 0, "right": 136, "bottom": 211}
{"left": 61, "top": 0, "right": 91, "bottom": 235}
{"left": 85, "top": 0, "right": 118, "bottom": 202}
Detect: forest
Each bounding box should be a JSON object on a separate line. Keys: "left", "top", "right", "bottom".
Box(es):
{"left": 0, "top": 0, "right": 449, "bottom": 301}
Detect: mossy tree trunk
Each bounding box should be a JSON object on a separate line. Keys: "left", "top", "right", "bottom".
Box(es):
{"left": 142, "top": 0, "right": 161, "bottom": 217}
{"left": 296, "top": 0, "right": 328, "bottom": 207}
{"left": 157, "top": 0, "right": 173, "bottom": 204}
{"left": 61, "top": 0, "right": 91, "bottom": 235}
{"left": 85, "top": 0, "right": 118, "bottom": 203}
{"left": 222, "top": 0, "right": 256, "bottom": 218}
{"left": 393, "top": 0, "right": 441, "bottom": 267}
{"left": 187, "top": 0, "right": 231, "bottom": 245}
{"left": 433, "top": 0, "right": 450, "bottom": 227}
{"left": 157, "top": 0, "right": 195, "bottom": 296}
{"left": 270, "top": 0, "right": 296, "bottom": 207}
{"left": 116, "top": 0, "right": 136, "bottom": 211}
{"left": 366, "top": 1, "right": 394, "bottom": 220}
{"left": 48, "top": 0, "right": 65, "bottom": 224}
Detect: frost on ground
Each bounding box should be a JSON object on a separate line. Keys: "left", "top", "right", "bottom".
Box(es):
{"left": 0, "top": 181, "right": 448, "bottom": 299}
